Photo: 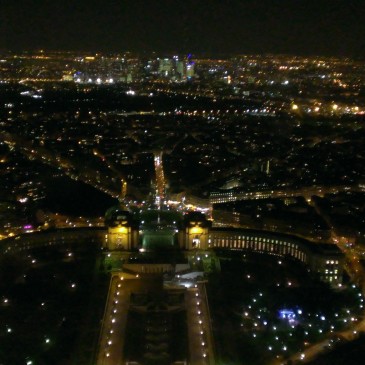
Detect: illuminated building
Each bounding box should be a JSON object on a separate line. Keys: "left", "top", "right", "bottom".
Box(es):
{"left": 0, "top": 210, "right": 345, "bottom": 365}
{"left": 186, "top": 61, "right": 195, "bottom": 78}
{"left": 22, "top": 222, "right": 340, "bottom": 287}
{"left": 1, "top": 213, "right": 344, "bottom": 287}
{"left": 104, "top": 207, "right": 138, "bottom": 250}
{"left": 158, "top": 58, "right": 173, "bottom": 76}
{"left": 102, "top": 208, "right": 342, "bottom": 286}
{"left": 210, "top": 189, "right": 274, "bottom": 204}
{"left": 208, "top": 228, "right": 343, "bottom": 286}
{"left": 176, "top": 60, "right": 186, "bottom": 79}
{"left": 183, "top": 211, "right": 211, "bottom": 250}
{"left": 210, "top": 184, "right": 352, "bottom": 205}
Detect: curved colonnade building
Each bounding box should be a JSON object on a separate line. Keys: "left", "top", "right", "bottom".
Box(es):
{"left": 0, "top": 211, "right": 344, "bottom": 364}
{"left": 208, "top": 228, "right": 343, "bottom": 286}
{"left": 1, "top": 211, "right": 344, "bottom": 287}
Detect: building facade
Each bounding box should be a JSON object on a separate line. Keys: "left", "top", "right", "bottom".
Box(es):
{"left": 0, "top": 212, "right": 344, "bottom": 287}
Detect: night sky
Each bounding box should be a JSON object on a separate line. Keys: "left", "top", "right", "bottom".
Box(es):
{"left": 1, "top": 0, "right": 365, "bottom": 56}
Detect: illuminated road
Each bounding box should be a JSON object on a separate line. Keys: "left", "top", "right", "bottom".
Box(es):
{"left": 186, "top": 283, "right": 215, "bottom": 365}
{"left": 96, "top": 273, "right": 138, "bottom": 365}
{"left": 96, "top": 273, "right": 216, "bottom": 365}
{"left": 154, "top": 152, "right": 166, "bottom": 207}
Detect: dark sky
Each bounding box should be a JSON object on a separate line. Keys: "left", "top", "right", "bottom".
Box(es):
{"left": 1, "top": 0, "right": 365, "bottom": 56}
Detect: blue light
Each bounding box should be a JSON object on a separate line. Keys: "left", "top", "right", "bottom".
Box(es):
{"left": 279, "top": 309, "right": 296, "bottom": 320}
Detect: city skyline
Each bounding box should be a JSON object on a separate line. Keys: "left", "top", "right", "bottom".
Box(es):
{"left": 1, "top": 0, "right": 365, "bottom": 57}
{"left": 2, "top": 23, "right": 365, "bottom": 362}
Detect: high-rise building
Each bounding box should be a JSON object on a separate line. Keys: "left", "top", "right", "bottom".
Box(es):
{"left": 176, "top": 60, "right": 186, "bottom": 79}
{"left": 186, "top": 61, "right": 195, "bottom": 78}
{"left": 158, "top": 58, "right": 173, "bottom": 76}
{"left": 186, "top": 53, "right": 195, "bottom": 79}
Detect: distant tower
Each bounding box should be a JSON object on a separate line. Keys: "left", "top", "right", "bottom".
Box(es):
{"left": 186, "top": 63, "right": 195, "bottom": 78}
{"left": 158, "top": 58, "right": 173, "bottom": 76}
{"left": 104, "top": 207, "right": 138, "bottom": 251}
{"left": 186, "top": 54, "right": 195, "bottom": 79}
{"left": 176, "top": 60, "right": 186, "bottom": 79}
{"left": 183, "top": 212, "right": 211, "bottom": 250}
